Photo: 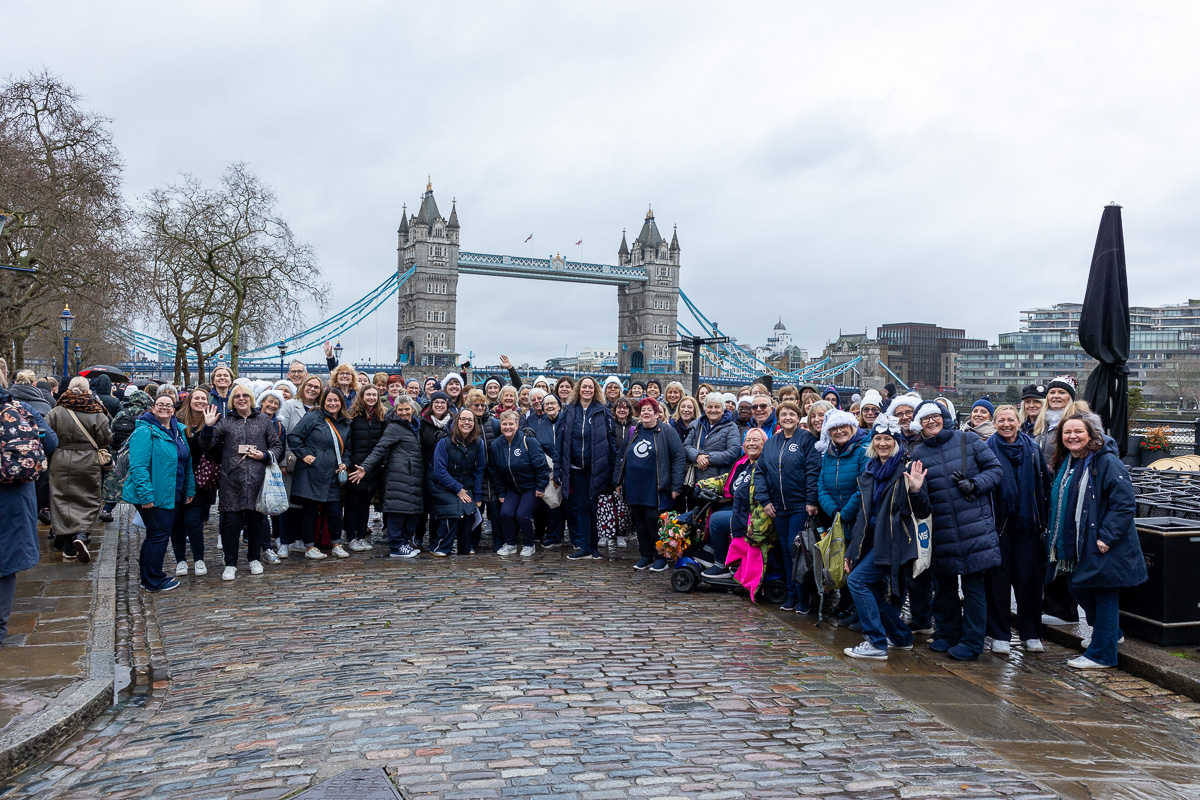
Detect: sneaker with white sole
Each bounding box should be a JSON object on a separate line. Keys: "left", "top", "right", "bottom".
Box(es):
{"left": 497, "top": 544, "right": 519, "bottom": 556}
{"left": 277, "top": 543, "right": 290, "bottom": 559}
{"left": 222, "top": 566, "right": 236, "bottom": 581}
{"left": 249, "top": 560, "right": 264, "bottom": 575}
{"left": 348, "top": 539, "right": 368, "bottom": 552}
{"left": 175, "top": 561, "right": 188, "bottom": 577}
{"left": 305, "top": 547, "right": 327, "bottom": 560}
{"left": 331, "top": 544, "right": 350, "bottom": 558}
{"left": 390, "top": 544, "right": 419, "bottom": 559}
{"left": 1079, "top": 635, "right": 1124, "bottom": 650}
{"left": 887, "top": 639, "right": 914, "bottom": 650}
{"left": 520, "top": 545, "right": 535, "bottom": 557}
{"left": 616, "top": 536, "right": 627, "bottom": 548}
{"left": 194, "top": 560, "right": 207, "bottom": 576}
{"left": 844, "top": 641, "right": 889, "bottom": 660}
{"left": 290, "top": 542, "right": 307, "bottom": 554}
{"left": 1068, "top": 655, "right": 1113, "bottom": 669}
{"left": 1023, "top": 638, "right": 1045, "bottom": 653}
{"left": 263, "top": 550, "right": 281, "bottom": 565}
{"left": 991, "top": 639, "right": 1011, "bottom": 655}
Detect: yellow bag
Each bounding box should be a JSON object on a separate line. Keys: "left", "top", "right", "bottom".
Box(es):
{"left": 817, "top": 513, "right": 847, "bottom": 589}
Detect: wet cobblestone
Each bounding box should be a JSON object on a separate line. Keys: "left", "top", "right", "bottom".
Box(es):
{"left": 2, "top": 525, "right": 1198, "bottom": 798}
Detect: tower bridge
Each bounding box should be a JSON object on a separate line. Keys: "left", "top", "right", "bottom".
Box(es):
{"left": 396, "top": 181, "right": 680, "bottom": 373}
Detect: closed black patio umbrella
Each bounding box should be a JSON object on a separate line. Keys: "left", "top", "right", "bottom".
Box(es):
{"left": 1078, "top": 204, "right": 1131, "bottom": 456}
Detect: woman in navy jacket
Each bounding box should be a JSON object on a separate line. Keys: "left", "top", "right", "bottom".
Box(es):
{"left": 429, "top": 409, "right": 487, "bottom": 556}
{"left": 555, "top": 376, "right": 618, "bottom": 560}
{"left": 490, "top": 409, "right": 549, "bottom": 556}
{"left": 754, "top": 400, "right": 821, "bottom": 611}
{"left": 525, "top": 393, "right": 566, "bottom": 547}
{"left": 1046, "top": 415, "right": 1146, "bottom": 669}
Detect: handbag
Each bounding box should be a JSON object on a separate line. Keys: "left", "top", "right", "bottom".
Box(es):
{"left": 326, "top": 419, "right": 348, "bottom": 486}
{"left": 255, "top": 454, "right": 289, "bottom": 516}
{"left": 905, "top": 472, "right": 934, "bottom": 578}
{"left": 195, "top": 454, "right": 221, "bottom": 490}
{"left": 541, "top": 454, "right": 562, "bottom": 509}
{"left": 66, "top": 408, "right": 112, "bottom": 467}
{"left": 816, "top": 513, "right": 848, "bottom": 589}
{"left": 684, "top": 464, "right": 697, "bottom": 486}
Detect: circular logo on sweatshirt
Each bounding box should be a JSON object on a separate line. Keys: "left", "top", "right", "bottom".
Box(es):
{"left": 633, "top": 439, "right": 652, "bottom": 458}
{"left": 514, "top": 448, "right": 523, "bottom": 457}
{"left": 789, "top": 443, "right": 799, "bottom": 452}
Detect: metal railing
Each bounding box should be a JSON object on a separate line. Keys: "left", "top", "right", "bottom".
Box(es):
{"left": 1131, "top": 419, "right": 1199, "bottom": 453}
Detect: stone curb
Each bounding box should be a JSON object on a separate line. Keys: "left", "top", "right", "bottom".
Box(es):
{"left": 0, "top": 521, "right": 117, "bottom": 781}
{"left": 1042, "top": 623, "right": 1200, "bottom": 702}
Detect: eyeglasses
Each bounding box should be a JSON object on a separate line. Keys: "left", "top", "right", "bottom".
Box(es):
{"left": 471, "top": 402, "right": 486, "bottom": 407}
{"left": 751, "top": 404, "right": 770, "bottom": 411}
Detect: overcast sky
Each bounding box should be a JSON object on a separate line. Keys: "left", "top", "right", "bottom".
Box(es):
{"left": 8, "top": 2, "right": 1200, "bottom": 368}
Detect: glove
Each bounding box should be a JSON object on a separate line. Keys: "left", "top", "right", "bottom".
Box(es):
{"left": 955, "top": 476, "right": 977, "bottom": 500}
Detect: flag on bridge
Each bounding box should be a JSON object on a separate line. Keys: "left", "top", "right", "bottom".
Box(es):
{"left": 525, "top": 234, "right": 533, "bottom": 242}
{"left": 575, "top": 239, "right": 583, "bottom": 245}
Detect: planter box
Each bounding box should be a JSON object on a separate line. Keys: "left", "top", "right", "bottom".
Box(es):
{"left": 1121, "top": 517, "right": 1200, "bottom": 645}
{"left": 1140, "top": 448, "right": 1173, "bottom": 467}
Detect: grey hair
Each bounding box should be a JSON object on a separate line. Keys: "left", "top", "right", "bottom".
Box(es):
{"left": 498, "top": 409, "right": 522, "bottom": 424}
{"left": 703, "top": 392, "right": 725, "bottom": 408}
{"left": 68, "top": 376, "right": 91, "bottom": 393}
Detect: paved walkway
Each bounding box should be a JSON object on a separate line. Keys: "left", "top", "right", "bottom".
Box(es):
{"left": 3, "top": 530, "right": 1200, "bottom": 799}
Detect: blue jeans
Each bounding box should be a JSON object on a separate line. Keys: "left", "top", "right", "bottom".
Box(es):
{"left": 499, "top": 489, "right": 539, "bottom": 546}
{"left": 567, "top": 468, "right": 599, "bottom": 554}
{"left": 847, "top": 549, "right": 915, "bottom": 650}
{"left": 171, "top": 499, "right": 208, "bottom": 563}
{"left": 385, "top": 513, "right": 419, "bottom": 551}
{"left": 707, "top": 508, "right": 736, "bottom": 564}
{"left": 774, "top": 510, "right": 808, "bottom": 605}
{"left": 933, "top": 572, "right": 988, "bottom": 656}
{"left": 1071, "top": 584, "right": 1122, "bottom": 666}
{"left": 139, "top": 498, "right": 184, "bottom": 590}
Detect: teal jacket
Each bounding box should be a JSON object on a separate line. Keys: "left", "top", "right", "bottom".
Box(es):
{"left": 122, "top": 417, "right": 196, "bottom": 509}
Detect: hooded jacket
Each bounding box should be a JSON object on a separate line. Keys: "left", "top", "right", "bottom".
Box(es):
{"left": 754, "top": 427, "right": 821, "bottom": 513}
{"left": 89, "top": 375, "right": 121, "bottom": 418}
{"left": 359, "top": 411, "right": 424, "bottom": 516}
{"left": 287, "top": 410, "right": 351, "bottom": 503}
{"left": 123, "top": 415, "right": 197, "bottom": 510}
{"left": 817, "top": 428, "right": 870, "bottom": 523}
{"left": 1052, "top": 438, "right": 1148, "bottom": 589}
{"left": 911, "top": 428, "right": 1003, "bottom": 576}
{"left": 684, "top": 411, "right": 743, "bottom": 481}
{"left": 489, "top": 431, "right": 550, "bottom": 494}
{"left": 8, "top": 384, "right": 51, "bottom": 419}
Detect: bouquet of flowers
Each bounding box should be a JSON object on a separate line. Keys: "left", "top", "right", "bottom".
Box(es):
{"left": 656, "top": 511, "right": 700, "bottom": 561}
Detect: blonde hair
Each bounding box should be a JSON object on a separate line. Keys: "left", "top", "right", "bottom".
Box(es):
{"left": 68, "top": 376, "right": 91, "bottom": 393}
{"left": 805, "top": 400, "right": 834, "bottom": 435}
{"left": 1033, "top": 398, "right": 1092, "bottom": 437}
{"left": 14, "top": 369, "right": 37, "bottom": 385}
{"left": 330, "top": 363, "right": 357, "bottom": 389}
{"left": 993, "top": 404, "right": 1020, "bottom": 423}
{"left": 674, "top": 396, "right": 699, "bottom": 422}
{"left": 1019, "top": 397, "right": 1045, "bottom": 428}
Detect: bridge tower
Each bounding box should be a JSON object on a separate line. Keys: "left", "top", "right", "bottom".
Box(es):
{"left": 396, "top": 180, "right": 461, "bottom": 369}
{"left": 617, "top": 207, "right": 680, "bottom": 373}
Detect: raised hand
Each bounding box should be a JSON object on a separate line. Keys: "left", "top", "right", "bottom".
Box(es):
{"left": 499, "top": 355, "right": 512, "bottom": 369}
{"left": 203, "top": 404, "right": 220, "bottom": 426}
{"left": 323, "top": 341, "right": 334, "bottom": 359}
{"left": 908, "top": 460, "right": 927, "bottom": 493}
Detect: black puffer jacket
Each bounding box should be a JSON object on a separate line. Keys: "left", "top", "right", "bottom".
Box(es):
{"left": 911, "top": 428, "right": 1003, "bottom": 576}
{"left": 345, "top": 413, "right": 387, "bottom": 494}
{"left": 359, "top": 412, "right": 423, "bottom": 515}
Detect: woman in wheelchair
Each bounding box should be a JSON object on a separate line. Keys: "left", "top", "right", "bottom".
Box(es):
{"left": 694, "top": 428, "right": 767, "bottom": 579}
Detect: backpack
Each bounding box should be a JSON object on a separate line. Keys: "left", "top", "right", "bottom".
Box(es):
{"left": 0, "top": 401, "right": 48, "bottom": 484}
{"left": 110, "top": 413, "right": 137, "bottom": 452}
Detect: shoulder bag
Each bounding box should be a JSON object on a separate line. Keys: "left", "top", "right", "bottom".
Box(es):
{"left": 66, "top": 408, "right": 112, "bottom": 467}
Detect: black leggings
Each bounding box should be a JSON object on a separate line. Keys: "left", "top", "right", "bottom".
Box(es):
{"left": 343, "top": 489, "right": 373, "bottom": 541}
{"left": 299, "top": 498, "right": 343, "bottom": 545}
{"left": 629, "top": 503, "right": 661, "bottom": 560}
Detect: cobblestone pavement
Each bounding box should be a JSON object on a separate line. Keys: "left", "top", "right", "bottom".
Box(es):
{"left": 4, "top": 528, "right": 1200, "bottom": 799}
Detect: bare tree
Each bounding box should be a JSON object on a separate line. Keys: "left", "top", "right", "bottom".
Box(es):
{"left": 139, "top": 163, "right": 326, "bottom": 375}
{"left": 0, "top": 70, "right": 132, "bottom": 368}
{"left": 1148, "top": 359, "right": 1200, "bottom": 408}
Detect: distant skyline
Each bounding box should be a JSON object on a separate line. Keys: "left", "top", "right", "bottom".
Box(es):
{"left": 7, "top": 2, "right": 1200, "bottom": 367}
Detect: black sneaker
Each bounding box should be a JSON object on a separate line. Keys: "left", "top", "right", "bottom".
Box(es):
{"left": 566, "top": 549, "right": 590, "bottom": 560}
{"left": 649, "top": 558, "right": 670, "bottom": 572}
{"left": 702, "top": 564, "right": 732, "bottom": 579}
{"left": 73, "top": 539, "right": 91, "bottom": 563}
{"left": 590, "top": 551, "right": 603, "bottom": 560}
{"left": 633, "top": 557, "right": 653, "bottom": 570}
{"left": 98, "top": 510, "right": 114, "bottom": 523}
{"left": 780, "top": 601, "right": 797, "bottom": 612}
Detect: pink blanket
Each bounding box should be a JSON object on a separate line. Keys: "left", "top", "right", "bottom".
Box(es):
{"left": 725, "top": 537, "right": 766, "bottom": 602}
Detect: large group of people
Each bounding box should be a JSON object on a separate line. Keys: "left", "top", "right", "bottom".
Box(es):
{"left": 0, "top": 353, "right": 1147, "bottom": 671}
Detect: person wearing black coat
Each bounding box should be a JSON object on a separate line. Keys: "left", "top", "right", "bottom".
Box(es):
{"left": 555, "top": 377, "right": 618, "bottom": 560}
{"left": 984, "top": 406, "right": 1052, "bottom": 655}
{"left": 909, "top": 400, "right": 1003, "bottom": 661}
{"left": 353, "top": 395, "right": 424, "bottom": 558}
{"left": 489, "top": 409, "right": 550, "bottom": 556}
{"left": 417, "top": 392, "right": 456, "bottom": 548}
{"left": 844, "top": 415, "right": 925, "bottom": 661}
{"left": 613, "top": 398, "right": 686, "bottom": 572}
{"left": 526, "top": 394, "right": 566, "bottom": 547}
{"left": 343, "top": 387, "right": 388, "bottom": 552}
{"left": 89, "top": 374, "right": 122, "bottom": 419}
{"left": 1046, "top": 415, "right": 1147, "bottom": 669}
{"left": 287, "top": 387, "right": 352, "bottom": 560}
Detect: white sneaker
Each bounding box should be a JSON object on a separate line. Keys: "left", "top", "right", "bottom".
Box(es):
{"left": 331, "top": 544, "right": 350, "bottom": 558}
{"left": 222, "top": 566, "right": 236, "bottom": 581}
{"left": 290, "top": 542, "right": 307, "bottom": 554}
{"left": 194, "top": 560, "right": 207, "bottom": 576}
{"left": 347, "top": 539, "right": 364, "bottom": 552}
{"left": 277, "top": 543, "right": 289, "bottom": 559}
{"left": 991, "top": 639, "right": 1011, "bottom": 655}
{"left": 520, "top": 545, "right": 536, "bottom": 557}
{"left": 844, "top": 641, "right": 888, "bottom": 661}
{"left": 263, "top": 549, "right": 281, "bottom": 565}
{"left": 1023, "top": 639, "right": 1045, "bottom": 653}
{"left": 497, "top": 544, "right": 518, "bottom": 556}
{"left": 305, "top": 547, "right": 327, "bottom": 560}
{"left": 1068, "top": 655, "right": 1113, "bottom": 670}
{"left": 617, "top": 536, "right": 627, "bottom": 548}
{"left": 249, "top": 560, "right": 263, "bottom": 575}
{"left": 175, "top": 561, "right": 188, "bottom": 577}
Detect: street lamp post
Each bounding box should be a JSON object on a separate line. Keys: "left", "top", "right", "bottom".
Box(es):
{"left": 74, "top": 343, "right": 82, "bottom": 375}
{"left": 58, "top": 304, "right": 74, "bottom": 383}
{"left": 278, "top": 341, "right": 288, "bottom": 380}
{"left": 334, "top": 340, "right": 343, "bottom": 366}
{"left": 51, "top": 357, "right": 57, "bottom": 377}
